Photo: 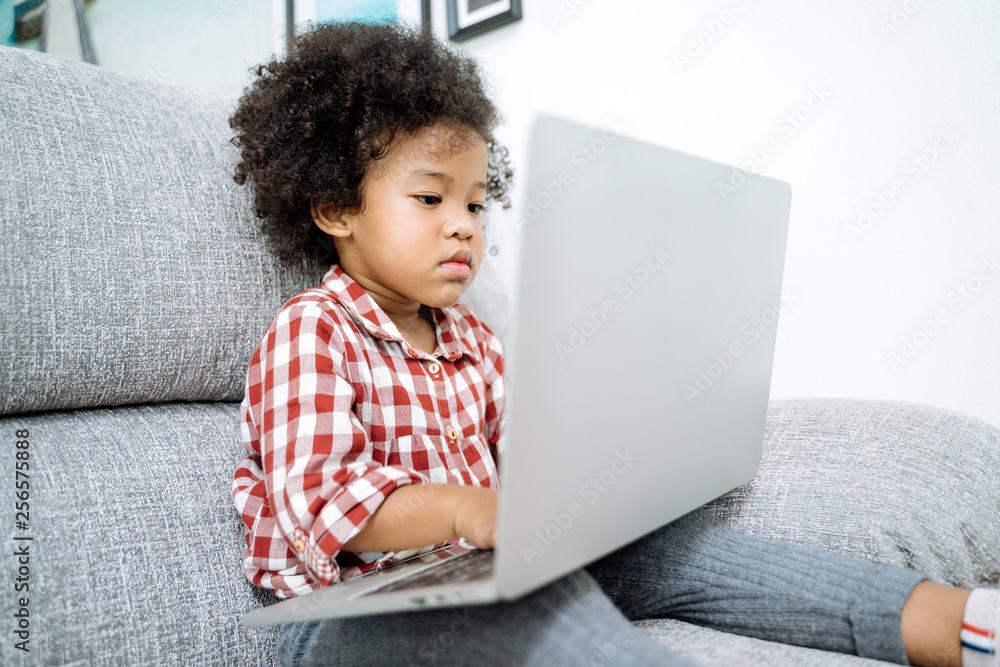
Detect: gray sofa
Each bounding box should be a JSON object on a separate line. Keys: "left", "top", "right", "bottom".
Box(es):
{"left": 1, "top": 44, "right": 998, "bottom": 666}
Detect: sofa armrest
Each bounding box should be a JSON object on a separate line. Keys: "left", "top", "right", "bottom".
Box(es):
{"left": 705, "top": 398, "right": 1000, "bottom": 589}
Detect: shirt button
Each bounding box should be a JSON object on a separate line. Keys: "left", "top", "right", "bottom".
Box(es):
{"left": 446, "top": 427, "right": 459, "bottom": 441}
{"left": 293, "top": 539, "right": 306, "bottom": 553}
{"left": 428, "top": 362, "right": 441, "bottom": 375}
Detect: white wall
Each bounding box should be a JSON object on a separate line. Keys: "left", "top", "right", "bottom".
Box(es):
{"left": 67, "top": 0, "right": 998, "bottom": 427}
{"left": 80, "top": 0, "right": 283, "bottom": 97}
{"left": 403, "top": 0, "right": 1000, "bottom": 429}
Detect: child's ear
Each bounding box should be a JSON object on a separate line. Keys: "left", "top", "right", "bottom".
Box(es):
{"left": 311, "top": 202, "right": 353, "bottom": 239}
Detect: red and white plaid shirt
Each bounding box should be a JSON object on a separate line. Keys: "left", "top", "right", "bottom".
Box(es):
{"left": 233, "top": 265, "right": 506, "bottom": 599}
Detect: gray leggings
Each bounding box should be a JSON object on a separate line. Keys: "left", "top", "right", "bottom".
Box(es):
{"left": 277, "top": 506, "right": 929, "bottom": 666}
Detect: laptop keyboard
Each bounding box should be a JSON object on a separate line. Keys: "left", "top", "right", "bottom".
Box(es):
{"left": 366, "top": 549, "right": 494, "bottom": 594}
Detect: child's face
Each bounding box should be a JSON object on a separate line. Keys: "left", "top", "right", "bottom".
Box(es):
{"left": 315, "top": 123, "right": 488, "bottom": 314}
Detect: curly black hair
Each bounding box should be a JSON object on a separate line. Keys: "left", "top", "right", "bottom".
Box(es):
{"left": 229, "top": 21, "right": 513, "bottom": 267}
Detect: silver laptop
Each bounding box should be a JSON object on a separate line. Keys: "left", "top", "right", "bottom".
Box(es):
{"left": 241, "top": 113, "right": 792, "bottom": 626}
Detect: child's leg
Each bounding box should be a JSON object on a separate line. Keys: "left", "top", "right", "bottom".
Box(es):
{"left": 277, "top": 568, "right": 694, "bottom": 667}
{"left": 584, "top": 506, "right": 930, "bottom": 665}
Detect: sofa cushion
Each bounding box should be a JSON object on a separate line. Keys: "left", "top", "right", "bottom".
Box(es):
{"left": 706, "top": 397, "right": 1000, "bottom": 590}
{"left": 640, "top": 397, "right": 1000, "bottom": 665}
{"left": 0, "top": 45, "right": 312, "bottom": 415}
{"left": 2, "top": 397, "right": 996, "bottom": 665}
{"left": 0, "top": 402, "right": 278, "bottom": 665}
{"left": 636, "top": 617, "right": 892, "bottom": 666}
{"left": 0, "top": 45, "right": 510, "bottom": 417}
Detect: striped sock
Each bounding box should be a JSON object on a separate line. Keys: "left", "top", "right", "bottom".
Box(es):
{"left": 961, "top": 589, "right": 1000, "bottom": 667}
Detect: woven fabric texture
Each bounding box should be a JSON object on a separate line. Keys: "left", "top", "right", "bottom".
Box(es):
{"left": 705, "top": 397, "right": 1000, "bottom": 591}
{"left": 634, "top": 618, "right": 892, "bottom": 667}
{"left": 2, "top": 397, "right": 997, "bottom": 666}
{"left": 3, "top": 41, "right": 998, "bottom": 667}
{"left": 1, "top": 402, "right": 277, "bottom": 666}
{"left": 0, "top": 44, "right": 509, "bottom": 417}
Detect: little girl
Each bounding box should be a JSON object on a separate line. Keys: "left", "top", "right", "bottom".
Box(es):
{"left": 229, "top": 20, "right": 998, "bottom": 667}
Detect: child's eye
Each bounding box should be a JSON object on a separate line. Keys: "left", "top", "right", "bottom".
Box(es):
{"left": 468, "top": 203, "right": 485, "bottom": 214}
{"left": 415, "top": 194, "right": 441, "bottom": 206}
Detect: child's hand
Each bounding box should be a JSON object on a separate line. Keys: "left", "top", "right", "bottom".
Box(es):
{"left": 452, "top": 487, "right": 498, "bottom": 549}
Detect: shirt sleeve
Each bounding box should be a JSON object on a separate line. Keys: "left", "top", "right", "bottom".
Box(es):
{"left": 250, "top": 301, "right": 425, "bottom": 586}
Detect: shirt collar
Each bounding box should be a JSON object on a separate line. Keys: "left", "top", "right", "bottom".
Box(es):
{"left": 319, "top": 264, "right": 481, "bottom": 363}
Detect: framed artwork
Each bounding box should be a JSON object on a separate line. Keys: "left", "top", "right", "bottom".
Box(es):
{"left": 286, "top": 0, "right": 398, "bottom": 47}
{"left": 445, "top": 0, "right": 521, "bottom": 41}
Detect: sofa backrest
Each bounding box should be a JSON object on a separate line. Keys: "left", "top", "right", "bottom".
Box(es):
{"left": 0, "top": 45, "right": 510, "bottom": 417}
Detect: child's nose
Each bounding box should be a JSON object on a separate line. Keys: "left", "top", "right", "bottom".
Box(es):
{"left": 443, "top": 207, "right": 476, "bottom": 239}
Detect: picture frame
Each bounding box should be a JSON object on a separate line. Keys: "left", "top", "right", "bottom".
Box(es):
{"left": 445, "top": 0, "right": 521, "bottom": 42}
{"left": 421, "top": 0, "right": 431, "bottom": 29}
{"left": 285, "top": 0, "right": 399, "bottom": 49}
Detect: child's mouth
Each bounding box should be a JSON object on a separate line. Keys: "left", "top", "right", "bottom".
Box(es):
{"left": 440, "top": 261, "right": 471, "bottom": 279}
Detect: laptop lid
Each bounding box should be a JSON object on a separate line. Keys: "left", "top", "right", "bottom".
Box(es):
{"left": 240, "top": 113, "right": 792, "bottom": 626}
{"left": 493, "top": 114, "right": 792, "bottom": 599}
